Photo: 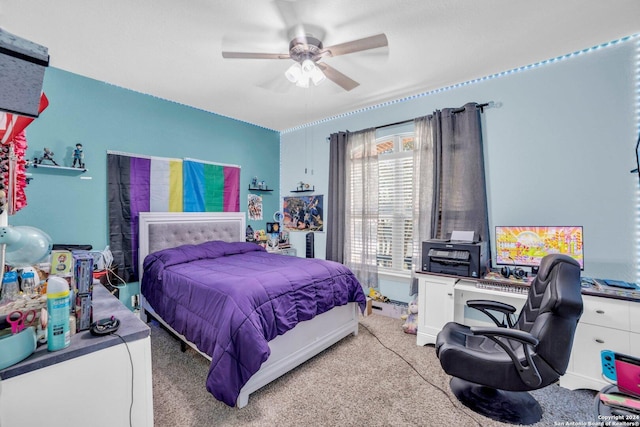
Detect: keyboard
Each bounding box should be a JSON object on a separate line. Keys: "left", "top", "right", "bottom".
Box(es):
{"left": 476, "top": 276, "right": 531, "bottom": 294}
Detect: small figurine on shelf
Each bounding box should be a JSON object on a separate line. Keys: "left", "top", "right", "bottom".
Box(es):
{"left": 296, "top": 181, "right": 311, "bottom": 191}
{"left": 72, "top": 143, "right": 85, "bottom": 169}
{"left": 36, "top": 148, "right": 59, "bottom": 166}
{"left": 246, "top": 225, "right": 255, "bottom": 242}
{"left": 251, "top": 176, "right": 258, "bottom": 188}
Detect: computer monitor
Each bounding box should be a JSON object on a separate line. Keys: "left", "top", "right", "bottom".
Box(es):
{"left": 495, "top": 226, "right": 584, "bottom": 270}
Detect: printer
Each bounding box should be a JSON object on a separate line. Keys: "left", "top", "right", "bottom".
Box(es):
{"left": 422, "top": 239, "right": 488, "bottom": 278}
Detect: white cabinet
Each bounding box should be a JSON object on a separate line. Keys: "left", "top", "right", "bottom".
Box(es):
{"left": 1, "top": 338, "right": 153, "bottom": 427}
{"left": 559, "top": 295, "right": 636, "bottom": 391}
{"left": 0, "top": 284, "right": 154, "bottom": 426}
{"left": 416, "top": 274, "right": 456, "bottom": 345}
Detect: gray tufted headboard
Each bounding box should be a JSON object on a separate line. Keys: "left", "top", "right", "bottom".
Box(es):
{"left": 138, "top": 212, "right": 246, "bottom": 276}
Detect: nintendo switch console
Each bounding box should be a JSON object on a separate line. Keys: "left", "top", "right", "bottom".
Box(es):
{"left": 601, "top": 350, "right": 640, "bottom": 397}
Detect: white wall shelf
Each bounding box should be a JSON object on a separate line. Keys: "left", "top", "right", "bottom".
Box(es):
{"left": 31, "top": 164, "right": 87, "bottom": 173}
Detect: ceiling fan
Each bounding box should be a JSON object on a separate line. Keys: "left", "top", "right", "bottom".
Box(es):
{"left": 222, "top": 33, "right": 388, "bottom": 91}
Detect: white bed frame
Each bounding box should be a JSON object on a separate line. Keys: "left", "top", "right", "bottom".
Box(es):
{"left": 138, "top": 212, "right": 360, "bottom": 408}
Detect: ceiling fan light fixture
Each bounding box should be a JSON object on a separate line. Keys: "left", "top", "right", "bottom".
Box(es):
{"left": 285, "top": 63, "right": 302, "bottom": 83}
{"left": 295, "top": 76, "right": 310, "bottom": 88}
{"left": 301, "top": 59, "right": 316, "bottom": 74}
{"left": 310, "top": 67, "right": 326, "bottom": 86}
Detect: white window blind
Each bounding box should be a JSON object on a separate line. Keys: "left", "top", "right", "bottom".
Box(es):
{"left": 349, "top": 133, "right": 415, "bottom": 273}
{"left": 377, "top": 148, "right": 414, "bottom": 272}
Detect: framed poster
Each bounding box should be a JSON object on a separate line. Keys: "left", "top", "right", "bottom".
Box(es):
{"left": 248, "top": 194, "right": 263, "bottom": 220}
{"left": 266, "top": 222, "right": 280, "bottom": 234}
{"left": 282, "top": 195, "right": 323, "bottom": 232}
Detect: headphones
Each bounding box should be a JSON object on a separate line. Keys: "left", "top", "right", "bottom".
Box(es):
{"left": 90, "top": 316, "right": 121, "bottom": 336}
{"left": 500, "top": 266, "right": 527, "bottom": 280}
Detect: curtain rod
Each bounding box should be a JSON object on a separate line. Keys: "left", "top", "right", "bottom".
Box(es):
{"left": 376, "top": 102, "right": 491, "bottom": 130}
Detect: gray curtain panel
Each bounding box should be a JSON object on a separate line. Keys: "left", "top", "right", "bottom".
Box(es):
{"left": 437, "top": 102, "right": 489, "bottom": 245}
{"left": 410, "top": 115, "right": 437, "bottom": 295}
{"left": 326, "top": 131, "right": 348, "bottom": 262}
{"left": 410, "top": 102, "right": 488, "bottom": 294}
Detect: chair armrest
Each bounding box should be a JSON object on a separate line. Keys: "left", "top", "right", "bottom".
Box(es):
{"left": 469, "top": 326, "right": 542, "bottom": 388}
{"left": 470, "top": 326, "right": 539, "bottom": 347}
{"left": 466, "top": 299, "right": 517, "bottom": 328}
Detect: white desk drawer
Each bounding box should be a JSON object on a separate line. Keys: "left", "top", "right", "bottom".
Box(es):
{"left": 581, "top": 295, "right": 629, "bottom": 330}
{"left": 631, "top": 332, "right": 640, "bottom": 356}
{"left": 571, "top": 323, "right": 630, "bottom": 383}
{"left": 629, "top": 302, "right": 640, "bottom": 334}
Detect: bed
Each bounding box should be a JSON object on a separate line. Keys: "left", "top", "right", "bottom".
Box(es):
{"left": 138, "top": 212, "right": 366, "bottom": 408}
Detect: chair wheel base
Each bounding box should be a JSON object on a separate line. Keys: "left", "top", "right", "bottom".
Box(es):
{"left": 450, "top": 377, "right": 542, "bottom": 425}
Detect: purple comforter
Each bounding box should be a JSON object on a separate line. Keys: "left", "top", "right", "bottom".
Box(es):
{"left": 141, "top": 240, "right": 366, "bottom": 406}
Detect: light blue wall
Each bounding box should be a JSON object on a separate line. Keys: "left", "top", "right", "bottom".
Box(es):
{"left": 12, "top": 68, "right": 280, "bottom": 250}
{"left": 281, "top": 38, "right": 638, "bottom": 302}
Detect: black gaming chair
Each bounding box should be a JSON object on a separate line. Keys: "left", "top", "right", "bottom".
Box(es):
{"left": 435, "top": 254, "right": 583, "bottom": 425}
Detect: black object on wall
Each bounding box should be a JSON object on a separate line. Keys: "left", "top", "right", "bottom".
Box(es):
{"left": 0, "top": 28, "right": 49, "bottom": 118}
{"left": 306, "top": 232, "right": 314, "bottom": 258}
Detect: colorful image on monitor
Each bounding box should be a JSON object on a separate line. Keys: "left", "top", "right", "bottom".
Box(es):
{"left": 495, "top": 226, "right": 584, "bottom": 269}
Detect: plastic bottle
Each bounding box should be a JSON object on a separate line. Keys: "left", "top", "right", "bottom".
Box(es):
{"left": 21, "top": 271, "right": 37, "bottom": 296}
{"left": 47, "top": 276, "right": 71, "bottom": 351}
{"left": 1, "top": 271, "right": 20, "bottom": 303}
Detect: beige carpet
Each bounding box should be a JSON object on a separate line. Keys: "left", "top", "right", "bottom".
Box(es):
{"left": 150, "top": 313, "right": 597, "bottom": 426}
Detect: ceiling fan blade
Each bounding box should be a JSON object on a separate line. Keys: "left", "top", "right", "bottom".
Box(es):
{"left": 274, "top": 0, "right": 305, "bottom": 39}
{"left": 274, "top": 0, "right": 300, "bottom": 30}
{"left": 222, "top": 51, "right": 290, "bottom": 60}
{"left": 322, "top": 33, "right": 388, "bottom": 57}
{"left": 316, "top": 63, "right": 359, "bottom": 91}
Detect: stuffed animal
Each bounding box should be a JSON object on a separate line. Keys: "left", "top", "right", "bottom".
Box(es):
{"left": 401, "top": 298, "right": 418, "bottom": 334}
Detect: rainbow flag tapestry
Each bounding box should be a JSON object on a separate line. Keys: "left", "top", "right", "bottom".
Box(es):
{"left": 107, "top": 152, "right": 240, "bottom": 282}
{"left": 183, "top": 159, "right": 240, "bottom": 212}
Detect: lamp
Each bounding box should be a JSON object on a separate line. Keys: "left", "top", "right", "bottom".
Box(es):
{"left": 0, "top": 225, "right": 52, "bottom": 267}
{"left": 284, "top": 59, "right": 325, "bottom": 88}
{"left": 0, "top": 206, "right": 52, "bottom": 296}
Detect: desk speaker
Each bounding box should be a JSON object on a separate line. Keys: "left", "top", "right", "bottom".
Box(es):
{"left": 306, "top": 232, "right": 314, "bottom": 258}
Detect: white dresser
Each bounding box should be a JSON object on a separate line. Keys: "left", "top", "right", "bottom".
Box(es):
{"left": 560, "top": 294, "right": 640, "bottom": 390}
{"left": 0, "top": 285, "right": 154, "bottom": 427}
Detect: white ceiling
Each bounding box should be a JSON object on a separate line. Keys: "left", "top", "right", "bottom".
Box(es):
{"left": 1, "top": 0, "right": 639, "bottom": 131}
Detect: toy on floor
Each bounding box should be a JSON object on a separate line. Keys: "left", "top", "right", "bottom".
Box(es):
{"left": 401, "top": 298, "right": 418, "bottom": 335}
{"left": 369, "top": 288, "right": 389, "bottom": 303}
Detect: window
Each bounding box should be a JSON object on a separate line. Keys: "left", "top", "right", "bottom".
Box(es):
{"left": 377, "top": 133, "right": 414, "bottom": 273}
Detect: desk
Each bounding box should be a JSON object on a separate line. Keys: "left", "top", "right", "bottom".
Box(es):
{"left": 416, "top": 272, "right": 640, "bottom": 392}
{"left": 0, "top": 284, "right": 153, "bottom": 426}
